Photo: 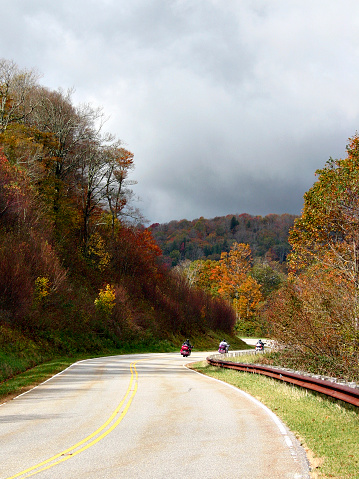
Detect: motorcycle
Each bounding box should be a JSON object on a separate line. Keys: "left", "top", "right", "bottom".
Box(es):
{"left": 180, "top": 344, "right": 192, "bottom": 357}
{"left": 218, "top": 344, "right": 230, "bottom": 354}
{"left": 255, "top": 342, "right": 265, "bottom": 351}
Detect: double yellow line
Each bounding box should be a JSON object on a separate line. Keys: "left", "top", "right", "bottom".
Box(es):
{"left": 6, "top": 359, "right": 143, "bottom": 479}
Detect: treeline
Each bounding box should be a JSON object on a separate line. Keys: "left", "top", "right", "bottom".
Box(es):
{"left": 0, "top": 58, "right": 235, "bottom": 363}
{"left": 150, "top": 213, "right": 296, "bottom": 267}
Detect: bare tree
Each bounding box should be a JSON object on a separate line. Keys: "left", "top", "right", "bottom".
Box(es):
{"left": 76, "top": 139, "right": 110, "bottom": 246}
{"left": 0, "top": 58, "right": 41, "bottom": 133}
{"left": 30, "top": 87, "right": 107, "bottom": 180}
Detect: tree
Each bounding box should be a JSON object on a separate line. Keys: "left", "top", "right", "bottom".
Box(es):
{"left": 233, "top": 275, "right": 262, "bottom": 322}
{"left": 186, "top": 259, "right": 221, "bottom": 297}
{"left": 251, "top": 259, "right": 285, "bottom": 298}
{"left": 0, "top": 149, "right": 67, "bottom": 327}
{"left": 103, "top": 144, "right": 143, "bottom": 231}
{"left": 266, "top": 264, "right": 358, "bottom": 379}
{"left": 289, "top": 133, "right": 359, "bottom": 342}
{"left": 77, "top": 138, "right": 109, "bottom": 248}
{"left": 263, "top": 134, "right": 359, "bottom": 378}
{"left": 217, "top": 243, "right": 263, "bottom": 331}
{"left": 30, "top": 88, "right": 105, "bottom": 181}
{"left": 185, "top": 243, "right": 264, "bottom": 331}
{"left": 217, "top": 242, "right": 252, "bottom": 300}
{"left": 0, "top": 58, "right": 40, "bottom": 133}
{"left": 230, "top": 215, "right": 239, "bottom": 233}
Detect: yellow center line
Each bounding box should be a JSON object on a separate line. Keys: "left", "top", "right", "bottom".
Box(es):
{"left": 6, "top": 359, "right": 145, "bottom": 479}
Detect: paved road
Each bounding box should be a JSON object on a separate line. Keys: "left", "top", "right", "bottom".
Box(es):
{"left": 0, "top": 352, "right": 309, "bottom": 478}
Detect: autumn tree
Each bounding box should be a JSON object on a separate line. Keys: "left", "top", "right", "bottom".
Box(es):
{"left": 263, "top": 134, "right": 359, "bottom": 379}
{"left": 217, "top": 242, "right": 252, "bottom": 300}
{"left": 215, "top": 243, "right": 263, "bottom": 331}
{"left": 289, "top": 134, "right": 359, "bottom": 344}
{"left": 185, "top": 259, "right": 221, "bottom": 297}
{"left": 266, "top": 264, "right": 358, "bottom": 380}
{"left": 233, "top": 276, "right": 263, "bottom": 322}
{"left": 103, "top": 144, "right": 143, "bottom": 231}
{"left": 185, "top": 243, "right": 263, "bottom": 332}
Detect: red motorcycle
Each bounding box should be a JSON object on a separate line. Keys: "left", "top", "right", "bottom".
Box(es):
{"left": 180, "top": 344, "right": 192, "bottom": 357}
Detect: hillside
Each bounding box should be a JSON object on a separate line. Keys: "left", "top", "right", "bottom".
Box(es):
{"left": 150, "top": 213, "right": 297, "bottom": 267}
{"left": 0, "top": 59, "right": 238, "bottom": 382}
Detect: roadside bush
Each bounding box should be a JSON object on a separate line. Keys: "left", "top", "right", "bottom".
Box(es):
{"left": 265, "top": 266, "right": 359, "bottom": 381}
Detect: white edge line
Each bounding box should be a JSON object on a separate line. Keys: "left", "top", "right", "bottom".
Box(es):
{"left": 184, "top": 363, "right": 300, "bottom": 461}
{"left": 0, "top": 353, "right": 144, "bottom": 408}
{"left": 0, "top": 354, "right": 134, "bottom": 407}
{"left": 0, "top": 360, "right": 88, "bottom": 406}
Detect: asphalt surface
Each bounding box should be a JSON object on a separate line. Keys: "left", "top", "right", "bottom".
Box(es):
{"left": 0, "top": 351, "right": 310, "bottom": 478}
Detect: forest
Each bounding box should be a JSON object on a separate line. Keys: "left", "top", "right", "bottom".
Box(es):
{"left": 150, "top": 213, "right": 296, "bottom": 267}
{"left": 1, "top": 57, "right": 358, "bottom": 384}
{"left": 0, "top": 58, "right": 236, "bottom": 380}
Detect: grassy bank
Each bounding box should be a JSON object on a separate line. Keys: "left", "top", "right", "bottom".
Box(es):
{"left": 190, "top": 360, "right": 359, "bottom": 479}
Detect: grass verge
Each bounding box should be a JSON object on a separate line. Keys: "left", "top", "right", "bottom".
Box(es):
{"left": 0, "top": 358, "right": 78, "bottom": 403}
{"left": 190, "top": 360, "right": 359, "bottom": 479}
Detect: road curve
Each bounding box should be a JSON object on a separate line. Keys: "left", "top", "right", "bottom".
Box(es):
{"left": 0, "top": 352, "right": 309, "bottom": 479}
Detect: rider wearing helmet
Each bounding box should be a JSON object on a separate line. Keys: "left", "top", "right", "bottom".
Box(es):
{"left": 183, "top": 338, "right": 192, "bottom": 348}
{"left": 219, "top": 339, "right": 229, "bottom": 352}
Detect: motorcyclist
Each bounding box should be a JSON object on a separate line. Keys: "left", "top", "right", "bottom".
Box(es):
{"left": 180, "top": 339, "right": 193, "bottom": 356}
{"left": 219, "top": 339, "right": 229, "bottom": 353}
{"left": 256, "top": 339, "right": 264, "bottom": 349}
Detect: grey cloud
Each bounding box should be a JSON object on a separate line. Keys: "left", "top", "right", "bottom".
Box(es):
{"left": 2, "top": 0, "right": 359, "bottom": 224}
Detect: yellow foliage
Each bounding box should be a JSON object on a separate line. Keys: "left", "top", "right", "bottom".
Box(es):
{"left": 87, "top": 233, "right": 111, "bottom": 272}
{"left": 34, "top": 276, "right": 50, "bottom": 304}
{"left": 186, "top": 243, "right": 263, "bottom": 326}
{"left": 232, "top": 276, "right": 263, "bottom": 321}
{"left": 94, "top": 284, "right": 116, "bottom": 318}
{"left": 218, "top": 242, "right": 252, "bottom": 300}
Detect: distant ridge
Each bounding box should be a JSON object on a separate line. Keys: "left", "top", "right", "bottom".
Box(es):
{"left": 150, "top": 213, "right": 297, "bottom": 267}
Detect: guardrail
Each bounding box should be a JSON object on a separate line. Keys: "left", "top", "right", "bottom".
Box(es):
{"left": 206, "top": 354, "right": 359, "bottom": 407}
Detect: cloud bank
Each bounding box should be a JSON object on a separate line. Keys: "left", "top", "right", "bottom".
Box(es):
{"left": 2, "top": 0, "right": 358, "bottom": 223}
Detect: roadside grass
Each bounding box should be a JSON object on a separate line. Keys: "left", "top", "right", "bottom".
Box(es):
{"left": 0, "top": 358, "right": 77, "bottom": 402}
{"left": 190, "top": 361, "right": 359, "bottom": 479}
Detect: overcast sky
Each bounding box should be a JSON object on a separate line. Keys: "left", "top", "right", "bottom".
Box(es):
{"left": 2, "top": 0, "right": 359, "bottom": 224}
